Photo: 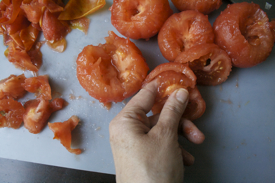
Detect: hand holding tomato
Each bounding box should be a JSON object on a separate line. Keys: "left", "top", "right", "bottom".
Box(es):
{"left": 109, "top": 80, "right": 205, "bottom": 183}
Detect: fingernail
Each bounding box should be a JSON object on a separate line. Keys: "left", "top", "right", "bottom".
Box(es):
{"left": 176, "top": 88, "right": 189, "bottom": 103}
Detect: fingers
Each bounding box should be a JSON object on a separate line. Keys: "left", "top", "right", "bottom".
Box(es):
{"left": 179, "top": 118, "right": 205, "bottom": 144}
{"left": 153, "top": 88, "right": 189, "bottom": 133}
{"left": 180, "top": 146, "right": 195, "bottom": 166}
{"left": 124, "top": 80, "right": 158, "bottom": 114}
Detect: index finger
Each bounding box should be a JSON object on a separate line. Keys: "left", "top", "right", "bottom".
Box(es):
{"left": 124, "top": 80, "right": 158, "bottom": 114}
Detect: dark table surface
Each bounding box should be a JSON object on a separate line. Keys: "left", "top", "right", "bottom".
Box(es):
{"left": 0, "top": 158, "right": 116, "bottom": 183}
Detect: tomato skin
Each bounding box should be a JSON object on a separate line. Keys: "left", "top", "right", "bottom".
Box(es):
{"left": 143, "top": 63, "right": 206, "bottom": 121}
{"left": 48, "top": 115, "right": 82, "bottom": 155}
{"left": 110, "top": 0, "right": 173, "bottom": 39}
{"left": 21, "top": 1, "right": 44, "bottom": 24}
{"left": 41, "top": 9, "right": 71, "bottom": 42}
{"left": 0, "top": 74, "right": 26, "bottom": 100}
{"left": 0, "top": 99, "right": 25, "bottom": 129}
{"left": 174, "top": 43, "right": 232, "bottom": 86}
{"left": 213, "top": 2, "right": 274, "bottom": 68}
{"left": 22, "top": 75, "right": 52, "bottom": 100}
{"left": 23, "top": 98, "right": 65, "bottom": 134}
{"left": 77, "top": 31, "right": 149, "bottom": 104}
{"left": 171, "top": 0, "right": 222, "bottom": 15}
{"left": 158, "top": 10, "right": 214, "bottom": 62}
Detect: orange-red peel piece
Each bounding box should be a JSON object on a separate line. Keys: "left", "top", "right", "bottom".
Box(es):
{"left": 48, "top": 115, "right": 82, "bottom": 155}
{"left": 58, "top": 0, "right": 106, "bottom": 20}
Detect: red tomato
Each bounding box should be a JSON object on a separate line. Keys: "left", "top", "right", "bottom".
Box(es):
{"left": 0, "top": 74, "right": 26, "bottom": 100}
{"left": 171, "top": 0, "right": 222, "bottom": 14}
{"left": 0, "top": 98, "right": 25, "bottom": 129}
{"left": 110, "top": 0, "right": 173, "bottom": 39}
{"left": 23, "top": 98, "right": 65, "bottom": 134}
{"left": 142, "top": 63, "right": 206, "bottom": 121}
{"left": 77, "top": 31, "right": 149, "bottom": 104}
{"left": 174, "top": 43, "right": 232, "bottom": 86}
{"left": 41, "top": 9, "right": 71, "bottom": 42}
{"left": 158, "top": 10, "right": 214, "bottom": 62}
{"left": 48, "top": 115, "right": 82, "bottom": 155}
{"left": 22, "top": 75, "right": 52, "bottom": 100}
{"left": 213, "top": 2, "right": 274, "bottom": 68}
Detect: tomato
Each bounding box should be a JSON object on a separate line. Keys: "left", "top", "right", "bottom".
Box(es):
{"left": 41, "top": 9, "right": 71, "bottom": 42}
{"left": 213, "top": 2, "right": 274, "bottom": 68}
{"left": 0, "top": 98, "right": 25, "bottom": 129}
{"left": 77, "top": 31, "right": 149, "bottom": 104}
{"left": 158, "top": 10, "right": 214, "bottom": 62}
{"left": 23, "top": 98, "right": 65, "bottom": 134}
{"left": 0, "top": 74, "right": 26, "bottom": 100}
{"left": 171, "top": 0, "right": 222, "bottom": 15}
{"left": 270, "top": 20, "right": 275, "bottom": 42}
{"left": 142, "top": 63, "right": 206, "bottom": 121}
{"left": 22, "top": 75, "right": 52, "bottom": 100}
{"left": 110, "top": 0, "right": 173, "bottom": 39}
{"left": 48, "top": 115, "right": 82, "bottom": 155}
{"left": 174, "top": 43, "right": 232, "bottom": 86}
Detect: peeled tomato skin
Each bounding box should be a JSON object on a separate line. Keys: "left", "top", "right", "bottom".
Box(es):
{"left": 213, "top": 2, "right": 274, "bottom": 68}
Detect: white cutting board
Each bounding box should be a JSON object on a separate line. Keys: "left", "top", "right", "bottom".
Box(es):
{"left": 0, "top": 1, "right": 275, "bottom": 182}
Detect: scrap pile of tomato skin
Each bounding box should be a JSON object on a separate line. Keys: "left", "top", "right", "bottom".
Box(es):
{"left": 0, "top": 0, "right": 106, "bottom": 155}
{"left": 1, "top": 0, "right": 275, "bottom": 155}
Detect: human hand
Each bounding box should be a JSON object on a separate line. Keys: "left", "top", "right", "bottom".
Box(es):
{"left": 109, "top": 80, "right": 205, "bottom": 183}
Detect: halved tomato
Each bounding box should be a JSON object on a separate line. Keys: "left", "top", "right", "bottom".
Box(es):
{"left": 110, "top": 0, "right": 173, "bottom": 39}
{"left": 0, "top": 74, "right": 26, "bottom": 100}
{"left": 22, "top": 75, "right": 52, "bottom": 100}
{"left": 174, "top": 43, "right": 232, "bottom": 86}
{"left": 142, "top": 62, "right": 206, "bottom": 121}
{"left": 0, "top": 98, "right": 25, "bottom": 129}
{"left": 77, "top": 31, "right": 149, "bottom": 104}
{"left": 23, "top": 98, "right": 65, "bottom": 134}
{"left": 158, "top": 10, "right": 214, "bottom": 62}
{"left": 213, "top": 2, "right": 274, "bottom": 68}
{"left": 48, "top": 115, "right": 82, "bottom": 155}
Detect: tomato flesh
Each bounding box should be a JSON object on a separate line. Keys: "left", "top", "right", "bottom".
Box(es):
{"left": 158, "top": 10, "right": 214, "bottom": 62}
{"left": 0, "top": 74, "right": 26, "bottom": 100}
{"left": 0, "top": 99, "right": 25, "bottom": 129}
{"left": 143, "top": 63, "right": 205, "bottom": 121}
{"left": 175, "top": 43, "right": 232, "bottom": 86}
{"left": 213, "top": 2, "right": 274, "bottom": 68}
{"left": 77, "top": 31, "right": 149, "bottom": 104}
{"left": 22, "top": 75, "right": 52, "bottom": 100}
{"left": 48, "top": 115, "right": 82, "bottom": 155}
{"left": 23, "top": 98, "right": 65, "bottom": 134}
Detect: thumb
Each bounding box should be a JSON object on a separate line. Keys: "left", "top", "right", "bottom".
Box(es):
{"left": 152, "top": 88, "right": 189, "bottom": 134}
